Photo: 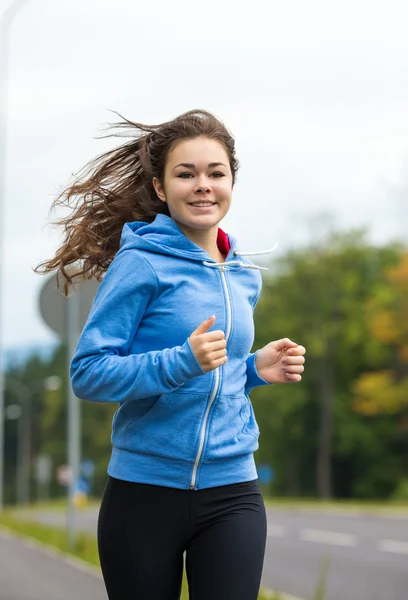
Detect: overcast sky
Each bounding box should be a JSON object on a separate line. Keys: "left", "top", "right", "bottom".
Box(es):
{"left": 2, "top": 0, "right": 408, "bottom": 351}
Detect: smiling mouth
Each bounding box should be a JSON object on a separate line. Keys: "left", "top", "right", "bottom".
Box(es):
{"left": 188, "top": 202, "right": 217, "bottom": 207}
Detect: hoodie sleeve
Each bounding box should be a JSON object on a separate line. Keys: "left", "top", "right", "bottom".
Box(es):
{"left": 70, "top": 250, "right": 205, "bottom": 403}
{"left": 245, "top": 352, "right": 271, "bottom": 394}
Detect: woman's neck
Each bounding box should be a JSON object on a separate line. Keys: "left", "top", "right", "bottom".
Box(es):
{"left": 176, "top": 222, "right": 225, "bottom": 263}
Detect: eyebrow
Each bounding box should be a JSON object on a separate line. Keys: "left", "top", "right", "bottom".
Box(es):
{"left": 174, "top": 162, "right": 227, "bottom": 169}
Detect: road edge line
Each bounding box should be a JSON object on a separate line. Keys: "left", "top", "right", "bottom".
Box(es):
{"left": 0, "top": 524, "right": 102, "bottom": 578}
{"left": 262, "top": 591, "right": 306, "bottom": 600}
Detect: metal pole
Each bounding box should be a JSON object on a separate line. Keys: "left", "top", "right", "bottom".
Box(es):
{"left": 18, "top": 387, "right": 30, "bottom": 505}
{"left": 5, "top": 378, "right": 31, "bottom": 505}
{"left": 67, "top": 291, "right": 81, "bottom": 548}
{"left": 0, "top": 0, "right": 32, "bottom": 510}
{"left": 16, "top": 403, "right": 24, "bottom": 504}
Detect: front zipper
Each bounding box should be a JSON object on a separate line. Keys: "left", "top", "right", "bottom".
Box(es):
{"left": 190, "top": 266, "right": 232, "bottom": 490}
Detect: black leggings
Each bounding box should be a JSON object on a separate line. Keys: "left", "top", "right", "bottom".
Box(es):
{"left": 97, "top": 476, "right": 267, "bottom": 600}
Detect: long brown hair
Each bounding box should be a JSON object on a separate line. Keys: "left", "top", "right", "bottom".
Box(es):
{"left": 35, "top": 109, "right": 239, "bottom": 293}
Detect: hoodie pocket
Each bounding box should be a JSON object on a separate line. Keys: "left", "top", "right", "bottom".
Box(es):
{"left": 124, "top": 391, "right": 208, "bottom": 462}
{"left": 241, "top": 394, "right": 260, "bottom": 439}
{"left": 202, "top": 395, "right": 259, "bottom": 462}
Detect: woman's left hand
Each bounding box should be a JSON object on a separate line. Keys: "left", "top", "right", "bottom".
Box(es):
{"left": 255, "top": 338, "right": 306, "bottom": 384}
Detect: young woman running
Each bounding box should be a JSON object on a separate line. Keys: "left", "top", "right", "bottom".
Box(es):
{"left": 36, "top": 109, "right": 306, "bottom": 600}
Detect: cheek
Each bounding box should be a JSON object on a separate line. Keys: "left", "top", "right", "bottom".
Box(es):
{"left": 168, "top": 179, "right": 192, "bottom": 198}
{"left": 215, "top": 180, "right": 233, "bottom": 198}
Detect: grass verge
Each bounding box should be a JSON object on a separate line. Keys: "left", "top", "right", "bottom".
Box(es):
{"left": 263, "top": 497, "right": 408, "bottom": 515}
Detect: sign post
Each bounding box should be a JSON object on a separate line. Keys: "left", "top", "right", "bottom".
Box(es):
{"left": 66, "top": 291, "right": 80, "bottom": 547}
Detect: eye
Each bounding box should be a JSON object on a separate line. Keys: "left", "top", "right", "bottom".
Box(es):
{"left": 210, "top": 172, "right": 225, "bottom": 178}
{"left": 177, "top": 172, "right": 194, "bottom": 179}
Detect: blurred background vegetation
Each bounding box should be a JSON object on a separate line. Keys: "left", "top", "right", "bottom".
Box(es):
{"left": 3, "top": 227, "right": 408, "bottom": 505}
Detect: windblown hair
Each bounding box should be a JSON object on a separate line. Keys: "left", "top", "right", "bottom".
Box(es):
{"left": 35, "top": 109, "right": 239, "bottom": 293}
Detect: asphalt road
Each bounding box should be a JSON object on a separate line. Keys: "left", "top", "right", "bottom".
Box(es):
{"left": 263, "top": 508, "right": 408, "bottom": 600}
{"left": 0, "top": 527, "right": 105, "bottom": 600}
{"left": 10, "top": 505, "right": 408, "bottom": 600}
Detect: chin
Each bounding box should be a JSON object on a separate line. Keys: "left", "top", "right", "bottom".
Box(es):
{"left": 188, "top": 217, "right": 221, "bottom": 230}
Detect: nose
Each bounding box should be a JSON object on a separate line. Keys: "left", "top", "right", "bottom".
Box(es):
{"left": 194, "top": 175, "right": 211, "bottom": 193}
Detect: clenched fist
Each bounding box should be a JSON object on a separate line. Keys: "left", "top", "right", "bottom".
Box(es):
{"left": 255, "top": 338, "right": 306, "bottom": 384}
{"left": 189, "top": 315, "right": 227, "bottom": 373}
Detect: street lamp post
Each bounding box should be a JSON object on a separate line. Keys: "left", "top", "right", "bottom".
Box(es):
{"left": 0, "top": 0, "right": 32, "bottom": 510}
{"left": 5, "top": 378, "right": 31, "bottom": 505}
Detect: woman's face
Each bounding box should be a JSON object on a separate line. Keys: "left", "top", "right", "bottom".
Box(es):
{"left": 153, "top": 136, "right": 233, "bottom": 233}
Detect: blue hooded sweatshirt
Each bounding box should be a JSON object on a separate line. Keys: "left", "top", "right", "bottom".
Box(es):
{"left": 70, "top": 213, "right": 271, "bottom": 490}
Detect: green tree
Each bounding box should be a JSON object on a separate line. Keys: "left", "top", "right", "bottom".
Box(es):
{"left": 252, "top": 230, "right": 404, "bottom": 498}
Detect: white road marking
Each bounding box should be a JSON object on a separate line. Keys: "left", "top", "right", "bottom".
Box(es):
{"left": 267, "top": 523, "right": 286, "bottom": 538}
{"left": 378, "top": 539, "right": 408, "bottom": 555}
{"left": 300, "top": 528, "right": 358, "bottom": 547}
{"left": 262, "top": 590, "right": 305, "bottom": 600}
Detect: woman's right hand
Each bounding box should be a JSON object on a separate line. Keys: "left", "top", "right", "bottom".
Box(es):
{"left": 189, "top": 315, "right": 227, "bottom": 373}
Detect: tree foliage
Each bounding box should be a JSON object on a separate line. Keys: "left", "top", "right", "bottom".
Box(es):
{"left": 252, "top": 230, "right": 407, "bottom": 499}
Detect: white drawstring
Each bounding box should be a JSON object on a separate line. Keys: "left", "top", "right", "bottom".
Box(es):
{"left": 233, "top": 241, "right": 279, "bottom": 257}
{"left": 202, "top": 241, "right": 279, "bottom": 271}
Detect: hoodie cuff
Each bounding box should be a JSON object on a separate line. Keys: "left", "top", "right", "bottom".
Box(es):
{"left": 170, "top": 338, "right": 206, "bottom": 384}
{"left": 245, "top": 352, "right": 271, "bottom": 393}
